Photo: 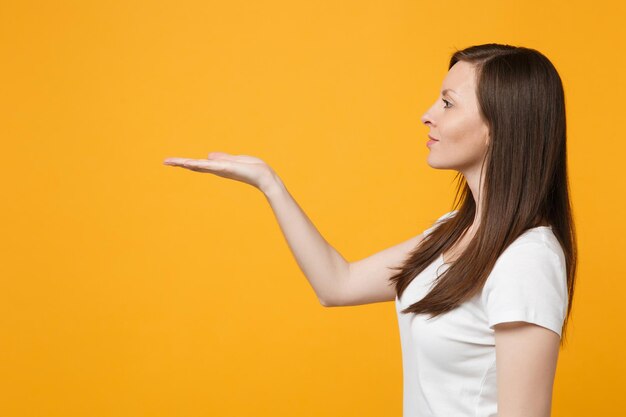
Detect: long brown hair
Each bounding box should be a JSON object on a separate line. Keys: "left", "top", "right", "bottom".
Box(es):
{"left": 389, "top": 43, "right": 577, "bottom": 347}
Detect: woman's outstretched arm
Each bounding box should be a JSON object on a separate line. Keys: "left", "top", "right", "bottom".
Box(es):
{"left": 261, "top": 177, "right": 352, "bottom": 306}
{"left": 164, "top": 152, "right": 419, "bottom": 307}
{"left": 164, "top": 152, "right": 349, "bottom": 306}
{"left": 263, "top": 174, "right": 425, "bottom": 307}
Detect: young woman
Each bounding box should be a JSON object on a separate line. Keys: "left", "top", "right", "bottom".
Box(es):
{"left": 164, "top": 43, "right": 577, "bottom": 417}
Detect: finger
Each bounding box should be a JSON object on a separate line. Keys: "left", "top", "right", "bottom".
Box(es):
{"left": 185, "top": 166, "right": 210, "bottom": 172}
{"left": 164, "top": 157, "right": 194, "bottom": 166}
{"left": 182, "top": 159, "right": 227, "bottom": 171}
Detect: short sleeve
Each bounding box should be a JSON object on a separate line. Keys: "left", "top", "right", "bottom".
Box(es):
{"left": 423, "top": 210, "right": 458, "bottom": 237}
{"left": 481, "top": 241, "right": 568, "bottom": 338}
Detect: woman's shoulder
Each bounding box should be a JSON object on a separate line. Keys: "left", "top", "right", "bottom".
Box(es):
{"left": 503, "top": 226, "right": 564, "bottom": 267}
{"left": 428, "top": 210, "right": 564, "bottom": 265}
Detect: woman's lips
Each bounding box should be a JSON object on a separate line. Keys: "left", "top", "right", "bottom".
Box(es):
{"left": 427, "top": 135, "right": 439, "bottom": 147}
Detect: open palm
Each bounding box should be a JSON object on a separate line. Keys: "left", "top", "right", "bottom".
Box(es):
{"left": 163, "top": 152, "right": 276, "bottom": 192}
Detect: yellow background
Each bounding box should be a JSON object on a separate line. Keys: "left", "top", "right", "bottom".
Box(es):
{"left": 1, "top": 1, "right": 624, "bottom": 416}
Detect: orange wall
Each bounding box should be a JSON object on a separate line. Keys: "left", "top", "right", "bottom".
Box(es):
{"left": 1, "top": 1, "right": 623, "bottom": 416}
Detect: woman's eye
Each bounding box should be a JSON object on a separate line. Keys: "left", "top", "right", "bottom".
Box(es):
{"left": 442, "top": 98, "right": 452, "bottom": 109}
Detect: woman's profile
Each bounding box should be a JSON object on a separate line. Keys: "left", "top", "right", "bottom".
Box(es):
{"left": 163, "top": 43, "right": 577, "bottom": 417}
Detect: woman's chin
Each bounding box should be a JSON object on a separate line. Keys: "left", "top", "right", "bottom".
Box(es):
{"left": 426, "top": 157, "right": 447, "bottom": 170}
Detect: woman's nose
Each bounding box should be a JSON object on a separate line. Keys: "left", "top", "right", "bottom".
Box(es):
{"left": 421, "top": 111, "right": 433, "bottom": 126}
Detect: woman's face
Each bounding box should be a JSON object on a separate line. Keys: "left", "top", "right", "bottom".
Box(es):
{"left": 421, "top": 61, "right": 490, "bottom": 175}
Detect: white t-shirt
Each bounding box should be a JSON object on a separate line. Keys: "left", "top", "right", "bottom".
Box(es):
{"left": 395, "top": 210, "right": 568, "bottom": 417}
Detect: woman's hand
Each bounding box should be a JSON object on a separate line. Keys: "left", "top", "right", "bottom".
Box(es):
{"left": 163, "top": 152, "right": 279, "bottom": 194}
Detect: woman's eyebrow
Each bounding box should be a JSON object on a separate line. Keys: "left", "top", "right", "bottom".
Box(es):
{"left": 441, "top": 88, "right": 459, "bottom": 97}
